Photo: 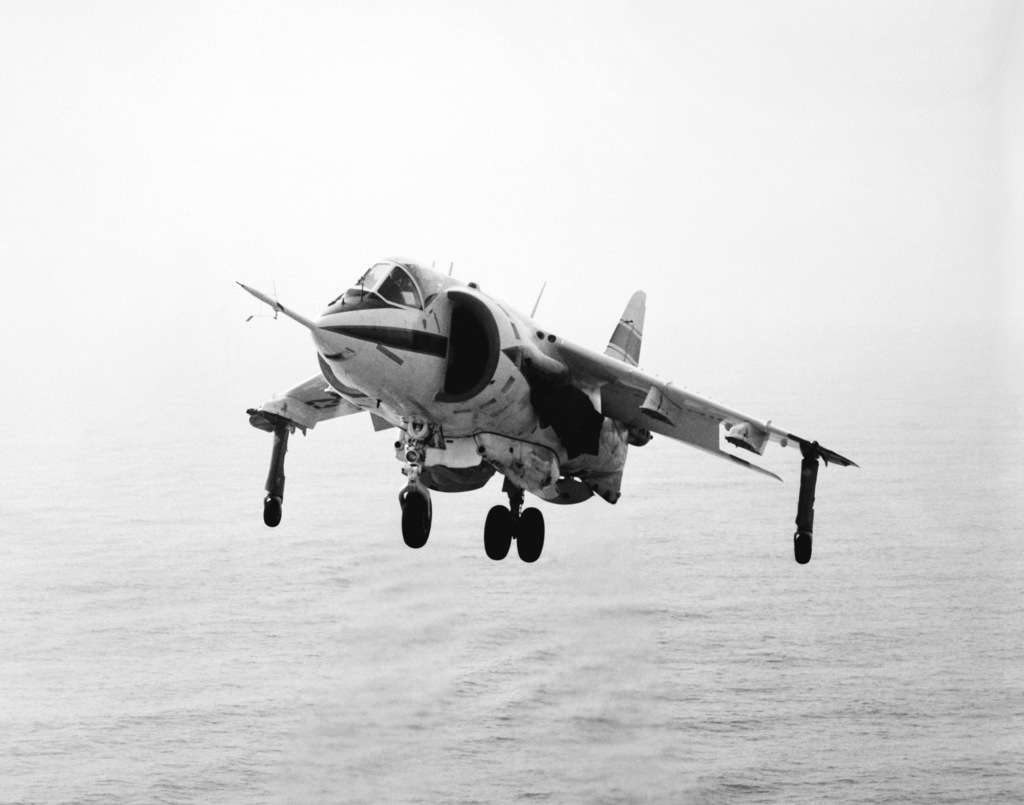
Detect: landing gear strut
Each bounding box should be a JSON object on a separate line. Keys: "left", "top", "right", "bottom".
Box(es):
{"left": 794, "top": 442, "right": 820, "bottom": 564}
{"left": 397, "top": 421, "right": 433, "bottom": 549}
{"left": 263, "top": 421, "right": 289, "bottom": 527}
{"left": 485, "top": 481, "right": 545, "bottom": 562}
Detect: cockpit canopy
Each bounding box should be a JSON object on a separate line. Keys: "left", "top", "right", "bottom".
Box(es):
{"left": 359, "top": 262, "right": 422, "bottom": 307}
{"left": 322, "top": 261, "right": 449, "bottom": 315}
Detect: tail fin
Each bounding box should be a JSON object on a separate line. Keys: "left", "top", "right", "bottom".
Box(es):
{"left": 604, "top": 291, "right": 645, "bottom": 366}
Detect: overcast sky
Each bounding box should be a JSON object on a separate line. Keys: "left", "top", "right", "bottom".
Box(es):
{"left": 1, "top": 1, "right": 1020, "bottom": 441}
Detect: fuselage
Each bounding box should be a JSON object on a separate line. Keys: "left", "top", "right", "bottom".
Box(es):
{"left": 310, "top": 260, "right": 629, "bottom": 502}
{"left": 243, "top": 259, "right": 856, "bottom": 561}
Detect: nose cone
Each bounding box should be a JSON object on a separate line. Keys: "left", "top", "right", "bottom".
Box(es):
{"left": 315, "top": 309, "right": 341, "bottom": 328}
{"left": 313, "top": 312, "right": 354, "bottom": 357}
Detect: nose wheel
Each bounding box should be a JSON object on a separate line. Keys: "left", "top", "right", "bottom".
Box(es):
{"left": 399, "top": 485, "right": 432, "bottom": 548}
{"left": 484, "top": 482, "right": 545, "bottom": 562}
{"left": 397, "top": 420, "right": 434, "bottom": 549}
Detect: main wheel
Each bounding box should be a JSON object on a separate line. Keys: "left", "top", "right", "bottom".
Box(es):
{"left": 516, "top": 507, "right": 545, "bottom": 563}
{"left": 402, "top": 489, "right": 431, "bottom": 549}
{"left": 263, "top": 496, "right": 282, "bottom": 528}
{"left": 794, "top": 531, "right": 812, "bottom": 564}
{"left": 484, "top": 505, "right": 512, "bottom": 560}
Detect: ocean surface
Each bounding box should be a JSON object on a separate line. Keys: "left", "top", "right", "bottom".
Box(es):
{"left": 3, "top": 327, "right": 1022, "bottom": 804}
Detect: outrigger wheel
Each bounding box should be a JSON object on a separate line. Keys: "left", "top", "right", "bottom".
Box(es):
{"left": 263, "top": 496, "right": 283, "bottom": 528}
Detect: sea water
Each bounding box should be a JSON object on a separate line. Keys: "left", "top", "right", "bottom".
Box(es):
{"left": 2, "top": 327, "right": 1021, "bottom": 804}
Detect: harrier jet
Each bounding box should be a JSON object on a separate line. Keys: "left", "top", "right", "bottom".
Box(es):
{"left": 240, "top": 260, "right": 855, "bottom": 564}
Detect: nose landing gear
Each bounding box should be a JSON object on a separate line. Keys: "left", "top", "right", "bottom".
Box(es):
{"left": 484, "top": 482, "right": 545, "bottom": 562}
{"left": 397, "top": 421, "right": 433, "bottom": 548}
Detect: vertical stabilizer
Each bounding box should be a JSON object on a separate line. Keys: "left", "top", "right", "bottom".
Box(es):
{"left": 604, "top": 291, "right": 646, "bottom": 366}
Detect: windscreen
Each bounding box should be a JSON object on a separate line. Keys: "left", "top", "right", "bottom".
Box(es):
{"left": 322, "top": 262, "right": 424, "bottom": 314}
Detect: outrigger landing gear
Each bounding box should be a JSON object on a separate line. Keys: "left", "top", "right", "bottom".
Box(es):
{"left": 485, "top": 481, "right": 545, "bottom": 563}
{"left": 262, "top": 418, "right": 289, "bottom": 527}
{"left": 794, "top": 442, "right": 820, "bottom": 564}
{"left": 397, "top": 421, "right": 433, "bottom": 549}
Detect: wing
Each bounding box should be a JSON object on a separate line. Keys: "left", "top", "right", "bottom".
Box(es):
{"left": 554, "top": 337, "right": 856, "bottom": 479}
{"left": 247, "top": 373, "right": 364, "bottom": 433}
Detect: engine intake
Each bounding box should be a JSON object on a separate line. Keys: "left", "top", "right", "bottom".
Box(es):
{"left": 436, "top": 290, "right": 501, "bottom": 403}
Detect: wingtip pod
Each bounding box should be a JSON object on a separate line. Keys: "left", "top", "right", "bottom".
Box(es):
{"left": 796, "top": 438, "right": 858, "bottom": 469}
{"left": 766, "top": 424, "right": 857, "bottom": 469}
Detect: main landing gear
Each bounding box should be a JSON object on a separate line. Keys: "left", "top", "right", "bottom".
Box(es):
{"left": 394, "top": 423, "right": 545, "bottom": 561}
{"left": 484, "top": 481, "right": 545, "bottom": 563}
{"left": 397, "top": 421, "right": 432, "bottom": 549}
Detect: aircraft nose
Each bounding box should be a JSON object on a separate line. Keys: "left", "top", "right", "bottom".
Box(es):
{"left": 313, "top": 312, "right": 355, "bottom": 355}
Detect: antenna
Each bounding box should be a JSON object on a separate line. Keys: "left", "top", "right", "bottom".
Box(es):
{"left": 530, "top": 281, "right": 547, "bottom": 318}
{"left": 448, "top": 262, "right": 454, "bottom": 277}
